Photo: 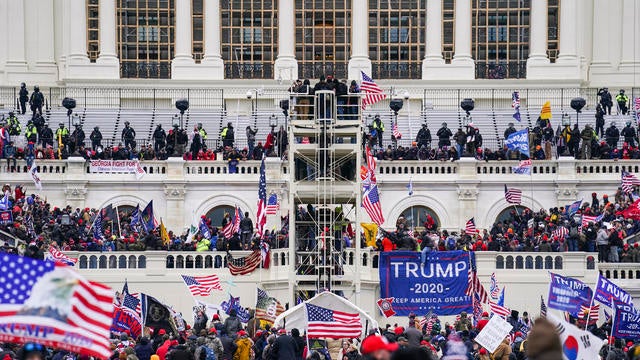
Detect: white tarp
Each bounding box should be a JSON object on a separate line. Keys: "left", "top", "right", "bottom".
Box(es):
{"left": 273, "top": 292, "right": 378, "bottom": 338}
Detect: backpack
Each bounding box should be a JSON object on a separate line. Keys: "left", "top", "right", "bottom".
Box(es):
{"left": 198, "top": 345, "right": 216, "bottom": 360}
{"left": 446, "top": 237, "right": 456, "bottom": 250}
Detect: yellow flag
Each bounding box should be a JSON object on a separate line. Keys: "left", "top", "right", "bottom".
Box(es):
{"left": 540, "top": 101, "right": 552, "bottom": 120}
{"left": 360, "top": 222, "right": 378, "bottom": 248}
{"left": 160, "top": 219, "right": 170, "bottom": 246}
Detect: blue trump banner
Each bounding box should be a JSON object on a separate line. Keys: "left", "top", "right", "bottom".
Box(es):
{"left": 504, "top": 128, "right": 529, "bottom": 157}
{"left": 0, "top": 210, "right": 13, "bottom": 225}
{"left": 111, "top": 307, "right": 142, "bottom": 339}
{"left": 613, "top": 300, "right": 640, "bottom": 340}
{"left": 547, "top": 273, "right": 593, "bottom": 314}
{"left": 379, "top": 251, "right": 472, "bottom": 316}
{"left": 594, "top": 274, "right": 634, "bottom": 308}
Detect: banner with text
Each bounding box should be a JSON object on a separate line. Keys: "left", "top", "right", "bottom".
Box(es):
{"left": 379, "top": 251, "right": 472, "bottom": 316}
{"left": 612, "top": 300, "right": 640, "bottom": 340}
{"left": 111, "top": 306, "right": 142, "bottom": 339}
{"left": 89, "top": 160, "right": 146, "bottom": 180}
{"left": 0, "top": 211, "right": 13, "bottom": 225}
{"left": 547, "top": 273, "right": 593, "bottom": 314}
{"left": 594, "top": 274, "right": 634, "bottom": 309}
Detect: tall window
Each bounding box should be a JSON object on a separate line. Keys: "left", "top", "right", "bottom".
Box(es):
{"left": 368, "top": 0, "right": 425, "bottom": 79}
{"left": 117, "top": 0, "right": 174, "bottom": 79}
{"left": 295, "top": 0, "right": 351, "bottom": 80}
{"left": 87, "top": 0, "right": 100, "bottom": 62}
{"left": 547, "top": 0, "right": 560, "bottom": 62}
{"left": 221, "top": 0, "right": 278, "bottom": 79}
{"left": 442, "top": 0, "right": 455, "bottom": 62}
{"left": 472, "top": 0, "right": 530, "bottom": 79}
{"left": 192, "top": 0, "right": 204, "bottom": 63}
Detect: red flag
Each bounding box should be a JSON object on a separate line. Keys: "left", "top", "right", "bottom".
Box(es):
{"left": 616, "top": 199, "right": 640, "bottom": 220}
{"left": 376, "top": 297, "right": 396, "bottom": 318}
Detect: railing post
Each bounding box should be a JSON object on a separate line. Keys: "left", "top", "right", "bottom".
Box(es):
{"left": 119, "top": 88, "right": 122, "bottom": 109}
{"left": 560, "top": 88, "right": 564, "bottom": 111}
{"left": 153, "top": 88, "right": 156, "bottom": 110}
{"left": 84, "top": 88, "right": 87, "bottom": 108}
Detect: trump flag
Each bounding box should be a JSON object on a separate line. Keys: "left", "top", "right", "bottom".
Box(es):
{"left": 0, "top": 253, "right": 114, "bottom": 359}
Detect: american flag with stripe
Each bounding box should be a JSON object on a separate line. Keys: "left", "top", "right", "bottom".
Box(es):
{"left": 579, "top": 304, "right": 600, "bottom": 322}
{"left": 392, "top": 122, "right": 402, "bottom": 139}
{"left": 0, "top": 253, "right": 114, "bottom": 359}
{"left": 465, "top": 255, "right": 489, "bottom": 303}
{"left": 489, "top": 301, "right": 511, "bottom": 318}
{"left": 504, "top": 185, "right": 522, "bottom": 205}
{"left": 419, "top": 310, "right": 433, "bottom": 330}
{"left": 465, "top": 218, "right": 477, "bottom": 235}
{"left": 266, "top": 193, "right": 280, "bottom": 215}
{"left": 181, "top": 275, "right": 222, "bottom": 296}
{"left": 622, "top": 171, "right": 640, "bottom": 194}
{"left": 256, "top": 156, "right": 267, "bottom": 237}
{"left": 362, "top": 184, "right": 384, "bottom": 225}
{"left": 255, "top": 288, "right": 285, "bottom": 323}
{"left": 228, "top": 250, "right": 262, "bottom": 276}
{"left": 552, "top": 226, "right": 569, "bottom": 239}
{"left": 232, "top": 206, "right": 242, "bottom": 235}
{"left": 540, "top": 295, "right": 547, "bottom": 318}
{"left": 360, "top": 71, "right": 387, "bottom": 110}
{"left": 473, "top": 292, "right": 484, "bottom": 325}
{"left": 45, "top": 246, "right": 78, "bottom": 266}
{"left": 634, "top": 97, "right": 640, "bottom": 123}
{"left": 581, "top": 214, "right": 603, "bottom": 227}
{"left": 489, "top": 273, "right": 500, "bottom": 300}
{"left": 306, "top": 303, "right": 362, "bottom": 339}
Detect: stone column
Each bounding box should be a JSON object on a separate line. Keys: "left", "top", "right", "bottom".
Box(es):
{"left": 556, "top": 0, "right": 578, "bottom": 63}
{"left": 96, "top": 0, "right": 120, "bottom": 78}
{"left": 347, "top": 0, "right": 372, "bottom": 80}
{"left": 67, "top": 0, "right": 90, "bottom": 63}
{"left": 422, "top": 0, "right": 445, "bottom": 79}
{"left": 171, "top": 0, "right": 198, "bottom": 79}
{"left": 450, "top": 0, "right": 474, "bottom": 78}
{"left": 274, "top": 0, "right": 298, "bottom": 81}
{"left": 618, "top": 0, "right": 640, "bottom": 73}
{"left": 201, "top": 0, "right": 224, "bottom": 79}
{"left": 527, "top": 0, "right": 549, "bottom": 65}
{"left": 4, "top": 0, "right": 28, "bottom": 75}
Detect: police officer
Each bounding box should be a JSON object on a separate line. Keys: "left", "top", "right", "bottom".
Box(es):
{"left": 19, "top": 83, "right": 29, "bottom": 115}
{"left": 504, "top": 122, "right": 516, "bottom": 140}
{"left": 595, "top": 104, "right": 605, "bottom": 137}
{"left": 6, "top": 112, "right": 20, "bottom": 136}
{"left": 597, "top": 87, "right": 613, "bottom": 115}
{"left": 415, "top": 123, "right": 431, "bottom": 149}
{"left": 436, "top": 122, "right": 452, "bottom": 148}
{"left": 153, "top": 124, "right": 166, "bottom": 153}
{"left": 605, "top": 122, "right": 620, "bottom": 149}
{"left": 40, "top": 123, "right": 53, "bottom": 148}
{"left": 70, "top": 124, "right": 85, "bottom": 153}
{"left": 25, "top": 120, "right": 38, "bottom": 143}
{"left": 372, "top": 115, "right": 384, "bottom": 148}
{"left": 32, "top": 113, "right": 45, "bottom": 135}
{"left": 616, "top": 89, "right": 629, "bottom": 115}
{"left": 29, "top": 85, "right": 44, "bottom": 118}
{"left": 621, "top": 121, "right": 638, "bottom": 147}
{"left": 55, "top": 122, "right": 70, "bottom": 151}
{"left": 90, "top": 126, "right": 103, "bottom": 150}
{"left": 220, "top": 122, "right": 234, "bottom": 148}
{"left": 121, "top": 121, "right": 136, "bottom": 150}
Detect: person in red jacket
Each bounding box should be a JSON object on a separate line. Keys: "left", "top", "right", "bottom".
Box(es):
{"left": 382, "top": 236, "right": 395, "bottom": 252}
{"left": 476, "top": 312, "right": 490, "bottom": 332}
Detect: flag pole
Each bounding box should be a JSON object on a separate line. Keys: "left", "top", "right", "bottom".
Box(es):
{"left": 609, "top": 298, "right": 615, "bottom": 350}
{"left": 116, "top": 205, "right": 123, "bottom": 237}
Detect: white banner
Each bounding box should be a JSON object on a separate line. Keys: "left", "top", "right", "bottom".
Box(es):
{"left": 474, "top": 315, "right": 514, "bottom": 353}
{"left": 89, "top": 160, "right": 146, "bottom": 180}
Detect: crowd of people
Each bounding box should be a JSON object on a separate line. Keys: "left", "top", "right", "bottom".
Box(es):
{"left": 2, "top": 304, "right": 639, "bottom": 360}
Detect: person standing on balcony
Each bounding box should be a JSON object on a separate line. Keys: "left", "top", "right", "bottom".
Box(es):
{"left": 191, "top": 126, "right": 203, "bottom": 155}
{"left": 24, "top": 120, "right": 37, "bottom": 144}
{"left": 595, "top": 104, "right": 605, "bottom": 137}
{"left": 19, "top": 83, "right": 28, "bottom": 115}
{"left": 598, "top": 87, "right": 613, "bottom": 115}
{"left": 239, "top": 212, "right": 253, "bottom": 249}
{"left": 454, "top": 127, "right": 466, "bottom": 158}
{"left": 416, "top": 123, "right": 431, "bottom": 149}
{"left": 436, "top": 122, "right": 452, "bottom": 149}
{"left": 40, "top": 123, "right": 53, "bottom": 149}
{"left": 580, "top": 124, "right": 594, "bottom": 159}
{"left": 246, "top": 126, "right": 257, "bottom": 156}
{"left": 621, "top": 121, "right": 638, "bottom": 147}
{"left": 122, "top": 121, "right": 136, "bottom": 150}
{"left": 372, "top": 115, "right": 384, "bottom": 148}
{"left": 221, "top": 122, "right": 234, "bottom": 148}
{"left": 153, "top": 124, "right": 166, "bottom": 154}
{"left": 504, "top": 122, "right": 516, "bottom": 140}
{"left": 605, "top": 122, "right": 620, "bottom": 149}
{"left": 616, "top": 89, "right": 629, "bottom": 115}
{"left": 29, "top": 85, "right": 44, "bottom": 118}
{"left": 276, "top": 125, "right": 288, "bottom": 158}
{"left": 70, "top": 124, "right": 85, "bottom": 154}
{"left": 90, "top": 126, "right": 103, "bottom": 151}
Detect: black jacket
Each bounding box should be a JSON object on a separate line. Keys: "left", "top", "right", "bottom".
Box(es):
{"left": 272, "top": 335, "right": 298, "bottom": 360}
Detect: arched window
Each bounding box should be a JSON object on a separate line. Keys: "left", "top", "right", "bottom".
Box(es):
{"left": 399, "top": 206, "right": 440, "bottom": 230}
{"left": 205, "top": 205, "right": 236, "bottom": 227}
{"left": 495, "top": 206, "right": 529, "bottom": 225}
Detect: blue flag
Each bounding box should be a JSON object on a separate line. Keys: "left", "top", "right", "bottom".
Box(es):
{"left": 504, "top": 129, "right": 529, "bottom": 157}
{"left": 0, "top": 191, "right": 10, "bottom": 211}
{"left": 130, "top": 205, "right": 141, "bottom": 227}
{"left": 406, "top": 178, "right": 413, "bottom": 196}
{"left": 612, "top": 300, "right": 640, "bottom": 339}
{"left": 93, "top": 212, "right": 105, "bottom": 241}
{"left": 199, "top": 217, "right": 211, "bottom": 239}
{"left": 567, "top": 200, "right": 582, "bottom": 216}
{"left": 141, "top": 201, "right": 155, "bottom": 232}
{"left": 497, "top": 287, "right": 505, "bottom": 307}
{"left": 594, "top": 274, "right": 635, "bottom": 308}
{"left": 547, "top": 273, "right": 593, "bottom": 314}
{"left": 220, "top": 294, "right": 250, "bottom": 323}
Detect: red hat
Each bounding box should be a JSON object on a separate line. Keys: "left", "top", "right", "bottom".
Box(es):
{"left": 479, "top": 348, "right": 488, "bottom": 355}
{"left": 208, "top": 328, "right": 217, "bottom": 335}
{"left": 482, "top": 312, "right": 489, "bottom": 317}
{"left": 158, "top": 329, "right": 166, "bottom": 335}
{"left": 212, "top": 314, "right": 220, "bottom": 321}
{"left": 278, "top": 328, "right": 286, "bottom": 334}
{"left": 394, "top": 326, "right": 404, "bottom": 335}
{"left": 361, "top": 335, "right": 399, "bottom": 355}
{"left": 237, "top": 330, "right": 247, "bottom": 337}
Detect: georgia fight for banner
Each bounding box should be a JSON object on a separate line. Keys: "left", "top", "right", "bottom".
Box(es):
{"left": 379, "top": 251, "right": 473, "bottom": 316}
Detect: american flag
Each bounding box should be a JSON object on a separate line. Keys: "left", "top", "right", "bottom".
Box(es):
{"left": 129, "top": 205, "right": 141, "bottom": 228}
{"left": 360, "top": 71, "right": 387, "bottom": 110}
{"left": 579, "top": 304, "right": 600, "bottom": 322}
{"left": 425, "top": 315, "right": 437, "bottom": 334}
{"left": 362, "top": 184, "right": 384, "bottom": 225}
{"left": 256, "top": 156, "right": 267, "bottom": 237}
{"left": 122, "top": 281, "right": 142, "bottom": 316}
{"left": 634, "top": 97, "right": 640, "bottom": 122}
{"left": 0, "top": 253, "right": 114, "bottom": 359}
{"left": 489, "top": 301, "right": 511, "bottom": 318}
{"left": 46, "top": 246, "right": 78, "bottom": 266}
{"left": 419, "top": 310, "right": 433, "bottom": 330}
{"left": 540, "top": 295, "right": 547, "bottom": 318}
{"left": 622, "top": 171, "right": 640, "bottom": 194}
{"left": 232, "top": 206, "right": 242, "bottom": 235}
{"left": 222, "top": 218, "right": 234, "bottom": 239}
{"left": 306, "top": 303, "right": 362, "bottom": 339}
{"left": 266, "top": 193, "right": 280, "bottom": 215}
{"left": 392, "top": 122, "right": 402, "bottom": 139}
{"left": 228, "top": 250, "right": 262, "bottom": 275}
{"left": 512, "top": 91, "right": 521, "bottom": 122}
{"left": 465, "top": 218, "right": 477, "bottom": 234}
{"left": 122, "top": 292, "right": 140, "bottom": 316}
{"left": 581, "top": 214, "right": 603, "bottom": 227}
{"left": 465, "top": 256, "right": 489, "bottom": 303}
{"left": 255, "top": 288, "right": 285, "bottom": 323}
{"left": 473, "top": 292, "right": 484, "bottom": 325}
{"left": 552, "top": 226, "right": 569, "bottom": 239}
{"left": 489, "top": 273, "right": 500, "bottom": 300}
{"left": 504, "top": 185, "right": 522, "bottom": 205}
{"left": 363, "top": 146, "right": 377, "bottom": 187}
{"left": 180, "top": 275, "right": 222, "bottom": 296}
